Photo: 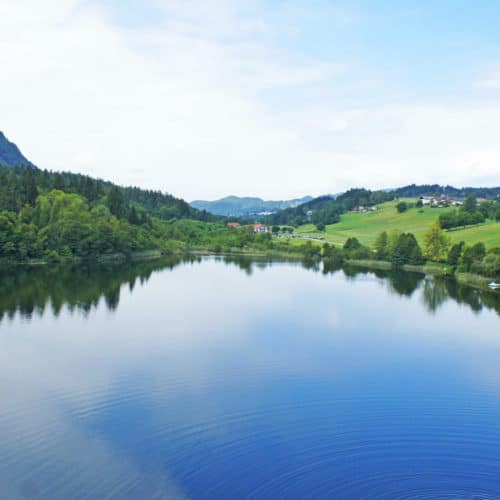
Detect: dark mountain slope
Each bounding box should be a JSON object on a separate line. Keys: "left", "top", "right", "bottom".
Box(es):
{"left": 0, "top": 131, "right": 34, "bottom": 167}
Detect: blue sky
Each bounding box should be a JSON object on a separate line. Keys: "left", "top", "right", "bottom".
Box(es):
{"left": 1, "top": 0, "right": 499, "bottom": 199}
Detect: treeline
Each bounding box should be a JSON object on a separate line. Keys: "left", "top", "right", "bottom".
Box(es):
{"left": 320, "top": 224, "right": 500, "bottom": 278}
{"left": 439, "top": 195, "right": 500, "bottom": 229}
{"left": 265, "top": 185, "right": 499, "bottom": 230}
{"left": 0, "top": 165, "right": 329, "bottom": 262}
{"left": 0, "top": 164, "right": 224, "bottom": 262}
{"left": 0, "top": 165, "right": 215, "bottom": 222}
{"left": 0, "top": 189, "right": 183, "bottom": 261}
{"left": 0, "top": 188, "right": 305, "bottom": 262}
{"left": 322, "top": 232, "right": 425, "bottom": 267}
{"left": 394, "top": 184, "right": 500, "bottom": 199}
{"left": 266, "top": 189, "right": 394, "bottom": 228}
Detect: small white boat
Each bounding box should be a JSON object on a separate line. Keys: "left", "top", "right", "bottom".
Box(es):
{"left": 488, "top": 282, "right": 500, "bottom": 289}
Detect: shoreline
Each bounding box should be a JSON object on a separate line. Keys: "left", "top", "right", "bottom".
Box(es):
{"left": 1, "top": 250, "right": 496, "bottom": 292}
{"left": 346, "top": 258, "right": 494, "bottom": 290}
{"left": 0, "top": 247, "right": 308, "bottom": 268}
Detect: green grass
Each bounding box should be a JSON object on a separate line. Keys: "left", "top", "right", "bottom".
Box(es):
{"left": 295, "top": 200, "right": 500, "bottom": 249}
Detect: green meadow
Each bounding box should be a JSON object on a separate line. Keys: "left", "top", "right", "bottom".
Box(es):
{"left": 294, "top": 200, "right": 500, "bottom": 249}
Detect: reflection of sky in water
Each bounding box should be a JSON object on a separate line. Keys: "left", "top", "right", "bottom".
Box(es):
{"left": 1, "top": 258, "right": 500, "bottom": 498}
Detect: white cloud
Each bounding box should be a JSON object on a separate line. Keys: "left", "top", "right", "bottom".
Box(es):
{"left": 477, "top": 69, "right": 500, "bottom": 89}
{"left": 0, "top": 0, "right": 499, "bottom": 201}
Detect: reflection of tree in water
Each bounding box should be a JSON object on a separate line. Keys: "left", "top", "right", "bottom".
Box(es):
{"left": 1, "top": 257, "right": 498, "bottom": 323}
{"left": 481, "top": 290, "right": 500, "bottom": 316}
{"left": 222, "top": 255, "right": 254, "bottom": 275}
{"left": 443, "top": 279, "right": 482, "bottom": 313}
{"left": 337, "top": 263, "right": 500, "bottom": 316}
{"left": 221, "top": 254, "right": 320, "bottom": 275}
{"left": 386, "top": 270, "right": 423, "bottom": 297}
{"left": 340, "top": 265, "right": 422, "bottom": 297}
{"left": 443, "top": 278, "right": 500, "bottom": 316}
{"left": 422, "top": 277, "right": 449, "bottom": 313}
{"left": 322, "top": 260, "right": 341, "bottom": 275}
{"left": 301, "top": 258, "right": 321, "bottom": 272}
{"left": 0, "top": 256, "right": 186, "bottom": 322}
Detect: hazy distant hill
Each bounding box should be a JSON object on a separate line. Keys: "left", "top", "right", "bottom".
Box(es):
{"left": 393, "top": 184, "right": 500, "bottom": 199}
{"left": 0, "top": 131, "right": 34, "bottom": 167}
{"left": 190, "top": 195, "right": 313, "bottom": 217}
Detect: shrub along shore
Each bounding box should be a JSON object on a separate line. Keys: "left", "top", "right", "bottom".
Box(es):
{"left": 3, "top": 235, "right": 496, "bottom": 293}
{"left": 321, "top": 223, "right": 499, "bottom": 290}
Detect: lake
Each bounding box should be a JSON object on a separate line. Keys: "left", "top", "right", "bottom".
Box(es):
{"left": 1, "top": 256, "right": 499, "bottom": 499}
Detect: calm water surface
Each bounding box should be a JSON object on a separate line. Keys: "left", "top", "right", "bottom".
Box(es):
{"left": 1, "top": 256, "right": 500, "bottom": 499}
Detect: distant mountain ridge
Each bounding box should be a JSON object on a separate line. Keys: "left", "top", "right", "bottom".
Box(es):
{"left": 392, "top": 184, "right": 500, "bottom": 199}
{"left": 190, "top": 195, "right": 313, "bottom": 217}
{"left": 0, "top": 131, "right": 34, "bottom": 167}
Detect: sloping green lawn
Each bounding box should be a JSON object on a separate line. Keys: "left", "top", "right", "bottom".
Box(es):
{"left": 295, "top": 200, "right": 500, "bottom": 249}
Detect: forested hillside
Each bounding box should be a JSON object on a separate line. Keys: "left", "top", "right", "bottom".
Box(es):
{"left": 0, "top": 165, "right": 307, "bottom": 262}
{"left": 0, "top": 165, "right": 214, "bottom": 221}
{"left": 266, "top": 185, "right": 500, "bottom": 228}
{"left": 393, "top": 184, "right": 500, "bottom": 199}
{"left": 266, "top": 189, "right": 394, "bottom": 227}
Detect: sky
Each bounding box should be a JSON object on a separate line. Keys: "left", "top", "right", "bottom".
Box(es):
{"left": 1, "top": 0, "right": 500, "bottom": 201}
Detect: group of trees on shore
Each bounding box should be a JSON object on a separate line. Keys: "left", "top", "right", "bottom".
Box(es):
{"left": 0, "top": 165, "right": 257, "bottom": 262}
{"left": 319, "top": 223, "right": 500, "bottom": 278}
{"left": 0, "top": 165, "right": 323, "bottom": 262}
{"left": 438, "top": 195, "right": 500, "bottom": 230}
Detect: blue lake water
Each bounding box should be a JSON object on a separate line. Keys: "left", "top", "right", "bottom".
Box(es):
{"left": 1, "top": 256, "right": 499, "bottom": 499}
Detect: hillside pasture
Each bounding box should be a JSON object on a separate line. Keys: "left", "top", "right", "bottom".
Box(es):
{"left": 295, "top": 200, "right": 500, "bottom": 249}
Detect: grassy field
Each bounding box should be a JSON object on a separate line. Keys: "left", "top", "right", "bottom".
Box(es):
{"left": 294, "top": 199, "right": 500, "bottom": 249}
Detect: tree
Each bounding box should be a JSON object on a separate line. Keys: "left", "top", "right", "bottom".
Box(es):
{"left": 107, "top": 187, "right": 125, "bottom": 218}
{"left": 396, "top": 201, "right": 408, "bottom": 213}
{"left": 53, "top": 173, "right": 66, "bottom": 191}
{"left": 128, "top": 206, "right": 140, "bottom": 225}
{"left": 391, "top": 233, "right": 424, "bottom": 266}
{"left": 344, "top": 237, "right": 362, "bottom": 251}
{"left": 23, "top": 171, "right": 39, "bottom": 206}
{"left": 387, "top": 230, "right": 402, "bottom": 257}
{"left": 482, "top": 253, "right": 500, "bottom": 278}
{"left": 464, "top": 194, "right": 477, "bottom": 214}
{"left": 374, "top": 231, "right": 388, "bottom": 260}
{"left": 447, "top": 241, "right": 464, "bottom": 266}
{"left": 423, "top": 222, "right": 450, "bottom": 262}
{"left": 459, "top": 242, "right": 486, "bottom": 272}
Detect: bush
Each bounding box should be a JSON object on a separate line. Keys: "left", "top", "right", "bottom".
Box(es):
{"left": 458, "top": 242, "right": 486, "bottom": 272}
{"left": 343, "top": 237, "right": 372, "bottom": 260}
{"left": 447, "top": 241, "right": 464, "bottom": 266}
{"left": 482, "top": 253, "right": 500, "bottom": 277}
{"left": 396, "top": 201, "right": 408, "bottom": 213}
{"left": 322, "top": 243, "right": 344, "bottom": 264}
{"left": 45, "top": 250, "right": 62, "bottom": 263}
{"left": 344, "top": 237, "right": 362, "bottom": 251}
